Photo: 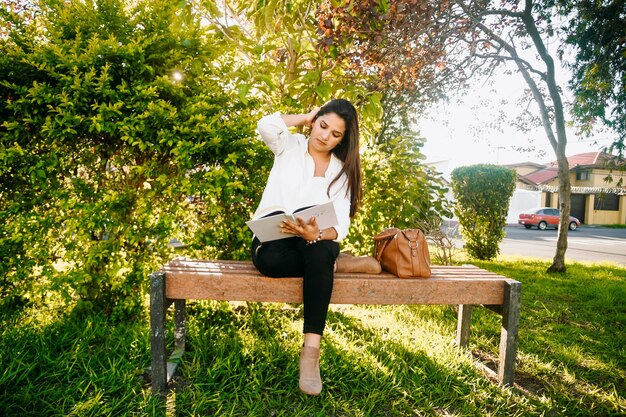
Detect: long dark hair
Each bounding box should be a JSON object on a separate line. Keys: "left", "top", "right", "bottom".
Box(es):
{"left": 314, "top": 99, "right": 362, "bottom": 218}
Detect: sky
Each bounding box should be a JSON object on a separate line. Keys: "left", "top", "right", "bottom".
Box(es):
{"left": 417, "top": 70, "right": 615, "bottom": 178}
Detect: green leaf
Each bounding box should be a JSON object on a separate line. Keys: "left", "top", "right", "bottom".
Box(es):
{"left": 237, "top": 83, "right": 250, "bottom": 104}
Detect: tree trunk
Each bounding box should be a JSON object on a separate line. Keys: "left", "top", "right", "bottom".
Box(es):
{"left": 519, "top": 0, "right": 571, "bottom": 272}
{"left": 548, "top": 145, "right": 571, "bottom": 272}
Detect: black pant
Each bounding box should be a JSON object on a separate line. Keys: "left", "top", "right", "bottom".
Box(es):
{"left": 251, "top": 236, "right": 339, "bottom": 335}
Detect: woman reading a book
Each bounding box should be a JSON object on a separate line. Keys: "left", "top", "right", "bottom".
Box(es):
{"left": 250, "top": 99, "right": 380, "bottom": 395}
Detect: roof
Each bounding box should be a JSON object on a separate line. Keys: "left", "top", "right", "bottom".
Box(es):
{"left": 522, "top": 167, "right": 559, "bottom": 185}
{"left": 546, "top": 151, "right": 614, "bottom": 169}
{"left": 517, "top": 152, "right": 620, "bottom": 185}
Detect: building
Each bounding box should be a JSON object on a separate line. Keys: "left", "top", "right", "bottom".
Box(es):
{"left": 506, "top": 152, "right": 626, "bottom": 225}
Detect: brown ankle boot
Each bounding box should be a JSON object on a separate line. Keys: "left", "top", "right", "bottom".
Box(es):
{"left": 335, "top": 253, "right": 382, "bottom": 274}
{"left": 299, "top": 346, "right": 322, "bottom": 395}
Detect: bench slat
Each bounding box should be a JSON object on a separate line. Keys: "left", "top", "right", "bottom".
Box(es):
{"left": 161, "top": 260, "right": 507, "bottom": 279}
{"left": 162, "top": 260, "right": 509, "bottom": 305}
{"left": 165, "top": 273, "right": 506, "bottom": 305}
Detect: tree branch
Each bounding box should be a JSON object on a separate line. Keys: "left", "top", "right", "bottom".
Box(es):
{"left": 480, "top": 9, "right": 524, "bottom": 19}
{"left": 520, "top": 0, "right": 568, "bottom": 152}
{"left": 473, "top": 53, "right": 546, "bottom": 79}
{"left": 454, "top": 0, "right": 559, "bottom": 151}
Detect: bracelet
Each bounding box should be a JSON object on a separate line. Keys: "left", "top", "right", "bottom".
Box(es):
{"left": 306, "top": 229, "right": 323, "bottom": 245}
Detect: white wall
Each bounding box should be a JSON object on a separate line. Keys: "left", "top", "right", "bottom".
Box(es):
{"left": 507, "top": 189, "right": 542, "bottom": 224}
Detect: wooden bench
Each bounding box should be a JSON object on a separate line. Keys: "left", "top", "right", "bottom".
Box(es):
{"left": 150, "top": 259, "right": 521, "bottom": 394}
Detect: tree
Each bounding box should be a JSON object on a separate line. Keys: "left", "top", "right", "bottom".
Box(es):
{"left": 204, "top": 1, "right": 383, "bottom": 131}
{"left": 451, "top": 165, "right": 516, "bottom": 260}
{"left": 432, "top": 0, "right": 576, "bottom": 271}
{"left": 320, "top": 0, "right": 579, "bottom": 271}
{"left": 316, "top": 1, "right": 461, "bottom": 144}
{"left": 561, "top": 0, "right": 626, "bottom": 163}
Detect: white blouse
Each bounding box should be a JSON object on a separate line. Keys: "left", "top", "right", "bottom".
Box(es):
{"left": 253, "top": 112, "right": 351, "bottom": 241}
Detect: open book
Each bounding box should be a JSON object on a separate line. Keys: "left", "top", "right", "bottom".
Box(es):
{"left": 246, "top": 201, "right": 338, "bottom": 242}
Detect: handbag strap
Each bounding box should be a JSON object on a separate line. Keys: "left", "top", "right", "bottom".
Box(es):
{"left": 373, "top": 227, "right": 400, "bottom": 241}
{"left": 374, "top": 237, "right": 392, "bottom": 262}
{"left": 374, "top": 228, "right": 401, "bottom": 261}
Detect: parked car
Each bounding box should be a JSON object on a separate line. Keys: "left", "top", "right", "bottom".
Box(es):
{"left": 518, "top": 207, "right": 580, "bottom": 231}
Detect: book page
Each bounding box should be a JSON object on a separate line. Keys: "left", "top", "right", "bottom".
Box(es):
{"left": 246, "top": 201, "right": 338, "bottom": 242}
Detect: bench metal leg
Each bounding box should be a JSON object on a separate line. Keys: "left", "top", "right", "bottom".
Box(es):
{"left": 498, "top": 280, "right": 521, "bottom": 386}
{"left": 150, "top": 271, "right": 167, "bottom": 394}
{"left": 456, "top": 304, "right": 473, "bottom": 348}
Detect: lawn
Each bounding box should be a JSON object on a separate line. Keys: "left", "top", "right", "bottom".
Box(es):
{"left": 1, "top": 258, "right": 624, "bottom": 416}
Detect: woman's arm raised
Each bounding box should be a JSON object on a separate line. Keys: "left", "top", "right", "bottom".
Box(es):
{"left": 280, "top": 108, "right": 319, "bottom": 128}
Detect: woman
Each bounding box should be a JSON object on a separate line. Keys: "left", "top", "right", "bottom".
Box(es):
{"left": 250, "top": 99, "right": 380, "bottom": 395}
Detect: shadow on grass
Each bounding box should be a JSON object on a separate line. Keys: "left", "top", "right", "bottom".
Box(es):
{"left": 322, "top": 310, "right": 509, "bottom": 417}
{"left": 471, "top": 260, "right": 626, "bottom": 415}
{"left": 164, "top": 291, "right": 625, "bottom": 416}
{"left": 165, "top": 302, "right": 533, "bottom": 416}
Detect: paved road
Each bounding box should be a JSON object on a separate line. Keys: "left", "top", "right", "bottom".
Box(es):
{"left": 500, "top": 225, "right": 626, "bottom": 264}
{"left": 447, "top": 224, "right": 626, "bottom": 265}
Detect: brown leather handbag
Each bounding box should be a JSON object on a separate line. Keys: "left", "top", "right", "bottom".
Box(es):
{"left": 373, "top": 228, "right": 431, "bottom": 278}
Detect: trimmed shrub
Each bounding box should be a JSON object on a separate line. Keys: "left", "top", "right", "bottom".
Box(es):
{"left": 451, "top": 164, "right": 516, "bottom": 260}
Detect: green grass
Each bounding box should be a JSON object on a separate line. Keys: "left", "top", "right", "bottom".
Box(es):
{"left": 1, "top": 258, "right": 625, "bottom": 416}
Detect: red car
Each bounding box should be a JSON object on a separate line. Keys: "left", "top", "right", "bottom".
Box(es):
{"left": 518, "top": 207, "right": 580, "bottom": 231}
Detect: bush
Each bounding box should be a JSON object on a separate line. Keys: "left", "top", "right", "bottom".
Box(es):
{"left": 451, "top": 164, "right": 516, "bottom": 260}
{"left": 344, "top": 133, "right": 452, "bottom": 256}
{"left": 0, "top": 0, "right": 269, "bottom": 317}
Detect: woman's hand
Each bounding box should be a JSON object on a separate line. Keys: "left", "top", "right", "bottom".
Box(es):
{"left": 302, "top": 107, "right": 320, "bottom": 128}
{"left": 280, "top": 216, "right": 320, "bottom": 241}
{"left": 280, "top": 108, "right": 319, "bottom": 129}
